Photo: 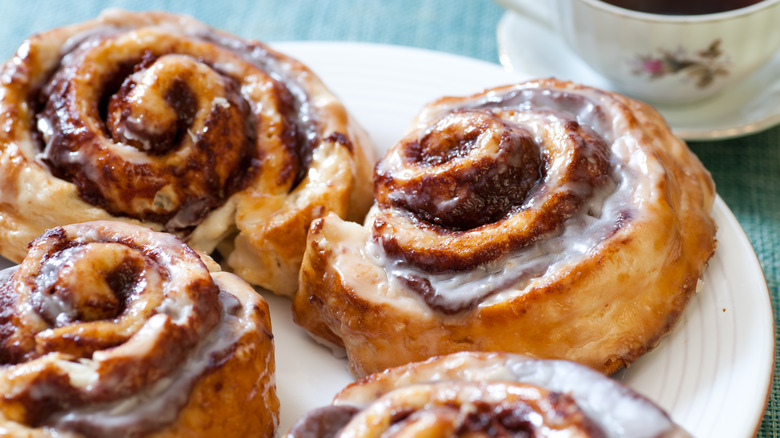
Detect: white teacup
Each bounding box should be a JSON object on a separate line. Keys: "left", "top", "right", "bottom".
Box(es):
{"left": 495, "top": 0, "right": 780, "bottom": 104}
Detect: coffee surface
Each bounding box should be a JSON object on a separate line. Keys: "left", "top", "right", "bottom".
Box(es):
{"left": 601, "top": 0, "right": 763, "bottom": 15}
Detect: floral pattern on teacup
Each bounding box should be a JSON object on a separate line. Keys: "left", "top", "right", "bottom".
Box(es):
{"left": 632, "top": 40, "right": 730, "bottom": 88}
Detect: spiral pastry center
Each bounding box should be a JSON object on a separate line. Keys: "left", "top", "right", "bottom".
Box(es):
{"left": 369, "top": 87, "right": 621, "bottom": 314}
{"left": 105, "top": 54, "right": 232, "bottom": 155}
{"left": 376, "top": 111, "right": 541, "bottom": 230}
{"left": 30, "top": 25, "right": 329, "bottom": 231}
{"left": 374, "top": 109, "right": 612, "bottom": 273}
{"left": 33, "top": 243, "right": 153, "bottom": 326}
{"left": 0, "top": 222, "right": 224, "bottom": 427}
{"left": 336, "top": 382, "right": 604, "bottom": 437}
{"left": 291, "top": 353, "right": 693, "bottom": 437}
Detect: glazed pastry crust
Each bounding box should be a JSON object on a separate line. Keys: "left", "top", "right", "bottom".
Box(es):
{"left": 293, "top": 79, "right": 717, "bottom": 377}
{"left": 0, "top": 221, "right": 278, "bottom": 437}
{"left": 288, "top": 352, "right": 691, "bottom": 438}
{"left": 147, "top": 272, "right": 279, "bottom": 438}
{"left": 0, "top": 9, "right": 374, "bottom": 296}
{"left": 0, "top": 277, "right": 278, "bottom": 438}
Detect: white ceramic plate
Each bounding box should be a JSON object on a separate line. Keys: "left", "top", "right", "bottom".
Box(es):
{"left": 0, "top": 42, "right": 772, "bottom": 438}
{"left": 272, "top": 42, "right": 775, "bottom": 436}
{"left": 497, "top": 11, "right": 780, "bottom": 140}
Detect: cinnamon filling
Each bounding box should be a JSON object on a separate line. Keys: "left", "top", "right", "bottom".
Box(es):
{"left": 376, "top": 110, "right": 542, "bottom": 230}
{"left": 0, "top": 222, "right": 238, "bottom": 435}
{"left": 302, "top": 382, "right": 608, "bottom": 438}
{"left": 287, "top": 405, "right": 360, "bottom": 438}
{"left": 30, "top": 26, "right": 319, "bottom": 231}
{"left": 369, "top": 86, "right": 628, "bottom": 313}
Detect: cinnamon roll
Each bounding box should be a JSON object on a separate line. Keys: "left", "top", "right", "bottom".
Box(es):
{"left": 287, "top": 351, "right": 691, "bottom": 438}
{"left": 293, "top": 79, "right": 717, "bottom": 377}
{"left": 0, "top": 10, "right": 374, "bottom": 296}
{"left": 0, "top": 221, "right": 278, "bottom": 437}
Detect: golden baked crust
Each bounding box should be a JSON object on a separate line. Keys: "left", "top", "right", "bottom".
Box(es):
{"left": 0, "top": 9, "right": 375, "bottom": 296}
{"left": 0, "top": 221, "right": 278, "bottom": 437}
{"left": 293, "top": 79, "right": 717, "bottom": 377}
{"left": 287, "top": 351, "right": 691, "bottom": 437}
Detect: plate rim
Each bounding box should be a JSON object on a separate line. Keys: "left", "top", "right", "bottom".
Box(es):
{"left": 711, "top": 195, "right": 776, "bottom": 436}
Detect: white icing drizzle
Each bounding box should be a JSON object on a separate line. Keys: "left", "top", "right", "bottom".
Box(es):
{"left": 204, "top": 29, "right": 321, "bottom": 148}
{"left": 32, "top": 247, "right": 81, "bottom": 324}
{"left": 502, "top": 357, "right": 685, "bottom": 438}
{"left": 369, "top": 85, "right": 649, "bottom": 313}
{"left": 29, "top": 15, "right": 322, "bottom": 235}
{"left": 0, "top": 265, "right": 18, "bottom": 287}
{"left": 332, "top": 353, "right": 689, "bottom": 438}
{"left": 0, "top": 223, "right": 270, "bottom": 437}
{"left": 378, "top": 177, "right": 622, "bottom": 309}
{"left": 46, "top": 290, "right": 249, "bottom": 437}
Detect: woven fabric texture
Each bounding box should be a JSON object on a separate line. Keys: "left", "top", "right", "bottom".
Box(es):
{"left": 0, "top": 0, "right": 777, "bottom": 435}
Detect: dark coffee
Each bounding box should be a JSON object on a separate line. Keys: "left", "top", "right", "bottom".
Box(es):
{"left": 600, "top": 0, "right": 764, "bottom": 15}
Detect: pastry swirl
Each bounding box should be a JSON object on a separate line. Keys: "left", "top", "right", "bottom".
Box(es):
{"left": 293, "top": 79, "right": 717, "bottom": 376}
{"left": 287, "top": 352, "right": 691, "bottom": 438}
{"left": 0, "top": 10, "right": 375, "bottom": 295}
{"left": 374, "top": 108, "right": 612, "bottom": 280}
{"left": 0, "top": 221, "right": 278, "bottom": 437}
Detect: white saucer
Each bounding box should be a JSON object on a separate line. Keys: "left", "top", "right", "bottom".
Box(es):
{"left": 497, "top": 11, "right": 780, "bottom": 140}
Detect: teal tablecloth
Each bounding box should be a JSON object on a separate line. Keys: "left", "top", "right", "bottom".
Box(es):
{"left": 1, "top": 0, "right": 778, "bottom": 435}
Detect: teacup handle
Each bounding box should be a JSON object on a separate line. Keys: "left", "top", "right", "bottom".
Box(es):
{"left": 494, "top": 0, "right": 555, "bottom": 27}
